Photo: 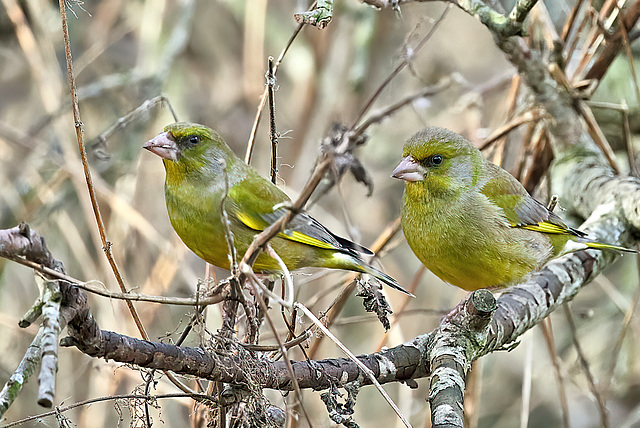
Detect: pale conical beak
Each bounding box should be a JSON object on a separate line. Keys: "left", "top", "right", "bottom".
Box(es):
{"left": 391, "top": 156, "right": 424, "bottom": 182}
{"left": 143, "top": 131, "right": 180, "bottom": 161}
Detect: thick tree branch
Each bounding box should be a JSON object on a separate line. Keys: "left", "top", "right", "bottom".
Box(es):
{"left": 2, "top": 201, "right": 637, "bottom": 412}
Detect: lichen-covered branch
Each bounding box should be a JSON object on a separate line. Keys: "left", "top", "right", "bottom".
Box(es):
{"left": 36, "top": 280, "right": 62, "bottom": 408}
{"left": 1, "top": 172, "right": 638, "bottom": 424}
{"left": 293, "top": 0, "right": 333, "bottom": 29}
{"left": 0, "top": 224, "right": 70, "bottom": 416}
{"left": 428, "top": 290, "right": 496, "bottom": 427}
{"left": 0, "top": 330, "right": 46, "bottom": 416}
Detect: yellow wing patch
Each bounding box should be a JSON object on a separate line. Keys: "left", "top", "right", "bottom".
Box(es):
{"left": 236, "top": 212, "right": 336, "bottom": 250}
{"left": 283, "top": 231, "right": 336, "bottom": 250}
{"left": 516, "top": 221, "right": 569, "bottom": 235}
{"left": 236, "top": 212, "right": 265, "bottom": 231}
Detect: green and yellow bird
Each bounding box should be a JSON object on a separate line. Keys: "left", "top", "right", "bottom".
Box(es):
{"left": 144, "top": 122, "right": 409, "bottom": 294}
{"left": 392, "top": 126, "right": 634, "bottom": 291}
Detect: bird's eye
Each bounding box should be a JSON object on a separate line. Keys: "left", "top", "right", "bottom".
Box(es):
{"left": 429, "top": 154, "right": 443, "bottom": 166}
{"left": 188, "top": 135, "right": 200, "bottom": 145}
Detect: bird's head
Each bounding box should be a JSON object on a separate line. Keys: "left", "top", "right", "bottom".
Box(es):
{"left": 144, "top": 122, "right": 235, "bottom": 179}
{"left": 144, "top": 122, "right": 221, "bottom": 162}
{"left": 392, "top": 127, "right": 483, "bottom": 196}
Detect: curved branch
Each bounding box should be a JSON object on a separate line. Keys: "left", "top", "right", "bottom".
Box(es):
{"left": 1, "top": 168, "right": 638, "bottom": 423}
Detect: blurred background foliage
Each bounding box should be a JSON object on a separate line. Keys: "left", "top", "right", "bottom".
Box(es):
{"left": 0, "top": 0, "right": 639, "bottom": 427}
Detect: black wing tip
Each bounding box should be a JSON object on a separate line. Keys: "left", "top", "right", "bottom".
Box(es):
{"left": 334, "top": 234, "right": 374, "bottom": 256}
{"left": 389, "top": 283, "right": 415, "bottom": 297}
{"left": 569, "top": 227, "right": 588, "bottom": 238}
{"left": 368, "top": 267, "right": 414, "bottom": 297}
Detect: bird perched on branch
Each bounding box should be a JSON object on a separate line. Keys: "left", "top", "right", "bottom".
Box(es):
{"left": 392, "top": 126, "right": 635, "bottom": 291}
{"left": 144, "top": 122, "right": 409, "bottom": 295}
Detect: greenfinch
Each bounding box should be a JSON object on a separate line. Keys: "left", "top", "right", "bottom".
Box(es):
{"left": 392, "top": 126, "right": 634, "bottom": 291}
{"left": 144, "top": 122, "right": 409, "bottom": 295}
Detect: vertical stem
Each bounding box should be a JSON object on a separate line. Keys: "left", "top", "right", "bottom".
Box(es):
{"left": 57, "top": 0, "right": 148, "bottom": 339}
{"left": 540, "top": 318, "right": 570, "bottom": 428}
{"left": 562, "top": 303, "right": 609, "bottom": 428}
{"left": 267, "top": 57, "right": 278, "bottom": 184}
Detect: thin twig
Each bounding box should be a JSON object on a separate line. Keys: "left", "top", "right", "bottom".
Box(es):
{"left": 584, "top": 1, "right": 640, "bottom": 82}
{"left": 238, "top": 158, "right": 331, "bottom": 270}
{"left": 5, "top": 255, "right": 225, "bottom": 306}
{"left": 565, "top": 5, "right": 592, "bottom": 71}
{"left": 244, "top": 8, "right": 309, "bottom": 164}
{"left": 352, "top": 77, "right": 453, "bottom": 138}
{"left": 241, "top": 264, "right": 291, "bottom": 309}
{"left": 349, "top": 5, "right": 451, "bottom": 132}
{"left": 520, "top": 333, "right": 533, "bottom": 428}
{"left": 267, "top": 57, "right": 279, "bottom": 184}
{"left": 219, "top": 163, "right": 238, "bottom": 274}
{"left": 577, "top": 100, "right": 621, "bottom": 174}
{"left": 561, "top": 0, "right": 586, "bottom": 42}
{"left": 589, "top": 101, "right": 638, "bottom": 177}
{"left": 246, "top": 280, "right": 313, "bottom": 426}
{"left": 95, "top": 96, "right": 178, "bottom": 147}
{"left": 540, "top": 318, "right": 570, "bottom": 428}
{"left": 307, "top": 216, "right": 403, "bottom": 358}
{"left": 265, "top": 245, "right": 294, "bottom": 307}
{"left": 548, "top": 63, "right": 620, "bottom": 173}
{"left": 622, "top": 104, "right": 638, "bottom": 177}
{"left": 375, "top": 265, "right": 425, "bottom": 351}
{"left": 1, "top": 393, "right": 215, "bottom": 428}
{"left": 573, "top": 0, "right": 620, "bottom": 80}
{"left": 242, "top": 330, "right": 311, "bottom": 352}
{"left": 58, "top": 0, "right": 148, "bottom": 337}
{"left": 615, "top": 2, "right": 640, "bottom": 106}
{"left": 602, "top": 254, "right": 640, "bottom": 397}
{"left": 463, "top": 359, "right": 482, "bottom": 428}
{"left": 562, "top": 303, "right": 609, "bottom": 428}
{"left": 295, "top": 303, "right": 412, "bottom": 428}
{"left": 478, "top": 110, "right": 546, "bottom": 150}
